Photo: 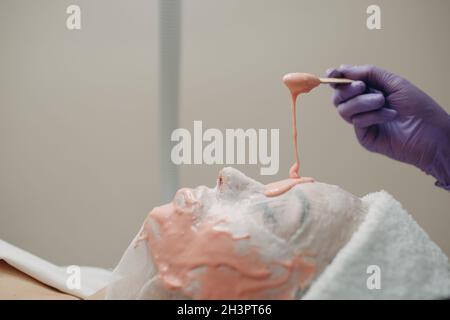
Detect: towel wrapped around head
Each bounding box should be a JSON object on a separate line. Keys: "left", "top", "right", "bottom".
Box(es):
{"left": 105, "top": 167, "right": 450, "bottom": 299}
{"left": 304, "top": 190, "right": 450, "bottom": 299}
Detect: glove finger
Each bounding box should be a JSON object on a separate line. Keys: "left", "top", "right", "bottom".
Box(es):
{"left": 325, "top": 68, "right": 343, "bottom": 89}
{"left": 332, "top": 81, "right": 366, "bottom": 106}
{"left": 326, "top": 68, "right": 342, "bottom": 78}
{"left": 337, "top": 64, "right": 397, "bottom": 94}
{"left": 352, "top": 108, "right": 398, "bottom": 128}
{"left": 337, "top": 93, "right": 386, "bottom": 123}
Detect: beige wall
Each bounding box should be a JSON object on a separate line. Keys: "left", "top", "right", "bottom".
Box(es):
{"left": 0, "top": 0, "right": 160, "bottom": 267}
{"left": 1, "top": 0, "right": 449, "bottom": 268}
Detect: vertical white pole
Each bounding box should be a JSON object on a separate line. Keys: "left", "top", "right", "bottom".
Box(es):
{"left": 158, "top": 0, "right": 181, "bottom": 202}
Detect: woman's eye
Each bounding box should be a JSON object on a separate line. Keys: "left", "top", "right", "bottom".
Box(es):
{"left": 217, "top": 174, "right": 226, "bottom": 193}
{"left": 216, "top": 168, "right": 257, "bottom": 198}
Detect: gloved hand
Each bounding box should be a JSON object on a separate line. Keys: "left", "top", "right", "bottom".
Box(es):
{"left": 326, "top": 65, "right": 450, "bottom": 190}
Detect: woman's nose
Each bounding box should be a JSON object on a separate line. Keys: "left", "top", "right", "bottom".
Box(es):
{"left": 173, "top": 188, "right": 198, "bottom": 213}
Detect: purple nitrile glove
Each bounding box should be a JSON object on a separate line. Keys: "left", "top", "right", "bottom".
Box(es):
{"left": 326, "top": 64, "right": 450, "bottom": 191}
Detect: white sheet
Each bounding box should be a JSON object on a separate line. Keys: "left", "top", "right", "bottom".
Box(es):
{"left": 0, "top": 240, "right": 112, "bottom": 299}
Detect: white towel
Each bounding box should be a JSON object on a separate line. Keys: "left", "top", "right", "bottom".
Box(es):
{"left": 303, "top": 190, "right": 450, "bottom": 300}
{"left": 0, "top": 240, "right": 112, "bottom": 299}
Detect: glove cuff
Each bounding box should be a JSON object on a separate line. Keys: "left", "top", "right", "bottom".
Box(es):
{"left": 435, "top": 181, "right": 450, "bottom": 191}
{"left": 431, "top": 157, "right": 450, "bottom": 191}
{"left": 427, "top": 122, "right": 450, "bottom": 191}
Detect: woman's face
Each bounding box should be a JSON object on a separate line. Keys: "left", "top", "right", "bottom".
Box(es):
{"left": 113, "top": 167, "right": 366, "bottom": 299}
